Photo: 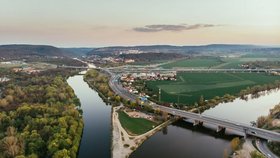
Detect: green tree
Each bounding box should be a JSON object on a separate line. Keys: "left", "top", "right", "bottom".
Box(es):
{"left": 250, "top": 150, "right": 266, "bottom": 158}
{"left": 230, "top": 137, "right": 240, "bottom": 151}
{"left": 53, "top": 149, "right": 70, "bottom": 158}
{"left": 198, "top": 95, "right": 204, "bottom": 106}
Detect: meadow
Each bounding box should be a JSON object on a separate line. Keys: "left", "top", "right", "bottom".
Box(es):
{"left": 118, "top": 111, "right": 158, "bottom": 135}
{"left": 161, "top": 57, "right": 222, "bottom": 68}
{"left": 160, "top": 57, "right": 280, "bottom": 69}
{"left": 146, "top": 72, "right": 280, "bottom": 105}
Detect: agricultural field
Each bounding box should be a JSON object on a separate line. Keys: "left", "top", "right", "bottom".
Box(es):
{"left": 146, "top": 72, "right": 280, "bottom": 105}
{"left": 160, "top": 57, "right": 223, "bottom": 68}
{"left": 160, "top": 56, "right": 280, "bottom": 69}
{"left": 118, "top": 111, "right": 157, "bottom": 135}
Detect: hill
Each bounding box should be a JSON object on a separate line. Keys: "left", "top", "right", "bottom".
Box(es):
{"left": 88, "top": 44, "right": 274, "bottom": 56}
{"left": 61, "top": 48, "right": 94, "bottom": 57}
{"left": 0, "top": 44, "right": 68, "bottom": 59}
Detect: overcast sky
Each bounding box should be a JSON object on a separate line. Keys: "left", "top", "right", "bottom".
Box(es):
{"left": 0, "top": 0, "right": 280, "bottom": 47}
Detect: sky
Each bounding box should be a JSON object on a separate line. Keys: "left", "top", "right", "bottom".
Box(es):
{"left": 0, "top": 0, "right": 280, "bottom": 47}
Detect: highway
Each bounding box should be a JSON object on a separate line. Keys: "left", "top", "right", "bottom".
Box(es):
{"left": 256, "top": 139, "right": 278, "bottom": 158}
{"left": 108, "top": 74, "right": 280, "bottom": 142}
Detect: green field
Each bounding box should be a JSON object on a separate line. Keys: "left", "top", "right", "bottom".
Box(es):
{"left": 146, "top": 72, "right": 280, "bottom": 105}
{"left": 118, "top": 111, "right": 157, "bottom": 135}
{"left": 161, "top": 57, "right": 223, "bottom": 68}
{"left": 160, "top": 57, "right": 280, "bottom": 69}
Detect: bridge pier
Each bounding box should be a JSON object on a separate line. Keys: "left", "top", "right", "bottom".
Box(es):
{"left": 243, "top": 128, "right": 248, "bottom": 139}
{"left": 193, "top": 120, "right": 203, "bottom": 126}
{"left": 216, "top": 126, "right": 226, "bottom": 133}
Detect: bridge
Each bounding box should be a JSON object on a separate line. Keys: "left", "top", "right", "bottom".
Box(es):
{"left": 108, "top": 67, "right": 280, "bottom": 73}
{"left": 109, "top": 74, "right": 280, "bottom": 142}
{"left": 58, "top": 65, "right": 280, "bottom": 74}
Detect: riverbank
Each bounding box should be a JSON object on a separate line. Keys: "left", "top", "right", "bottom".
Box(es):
{"left": 232, "top": 139, "right": 256, "bottom": 158}
{"left": 111, "top": 105, "right": 176, "bottom": 158}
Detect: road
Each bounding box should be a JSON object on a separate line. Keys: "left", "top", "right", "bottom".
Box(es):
{"left": 256, "top": 139, "right": 279, "bottom": 158}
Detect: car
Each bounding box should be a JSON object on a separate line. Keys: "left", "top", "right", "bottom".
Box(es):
{"left": 251, "top": 131, "right": 257, "bottom": 134}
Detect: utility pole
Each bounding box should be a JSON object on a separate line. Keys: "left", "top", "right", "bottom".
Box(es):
{"left": 159, "top": 88, "right": 161, "bottom": 102}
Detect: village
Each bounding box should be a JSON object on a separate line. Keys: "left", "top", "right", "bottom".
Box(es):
{"left": 119, "top": 71, "right": 176, "bottom": 103}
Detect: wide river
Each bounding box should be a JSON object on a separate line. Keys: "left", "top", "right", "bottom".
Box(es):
{"left": 68, "top": 74, "right": 280, "bottom": 158}
{"left": 67, "top": 75, "right": 111, "bottom": 158}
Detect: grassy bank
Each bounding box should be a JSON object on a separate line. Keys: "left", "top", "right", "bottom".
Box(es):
{"left": 118, "top": 111, "right": 158, "bottom": 135}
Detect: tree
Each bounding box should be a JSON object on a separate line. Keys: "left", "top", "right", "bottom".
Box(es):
{"left": 53, "top": 149, "right": 70, "bottom": 158}
{"left": 230, "top": 137, "right": 240, "bottom": 151}
{"left": 115, "top": 96, "right": 121, "bottom": 103}
{"left": 162, "top": 112, "right": 169, "bottom": 121}
{"left": 6, "top": 126, "right": 17, "bottom": 136}
{"left": 257, "top": 116, "right": 267, "bottom": 128}
{"left": 5, "top": 95, "right": 14, "bottom": 103}
{"left": 250, "top": 150, "right": 266, "bottom": 158}
{"left": 0, "top": 127, "right": 24, "bottom": 158}
{"left": 198, "top": 95, "right": 204, "bottom": 106}
{"left": 0, "top": 99, "right": 8, "bottom": 108}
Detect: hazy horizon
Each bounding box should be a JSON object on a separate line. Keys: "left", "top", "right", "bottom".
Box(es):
{"left": 1, "top": 0, "right": 280, "bottom": 47}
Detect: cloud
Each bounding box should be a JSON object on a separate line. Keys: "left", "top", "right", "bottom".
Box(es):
{"left": 133, "top": 24, "right": 217, "bottom": 32}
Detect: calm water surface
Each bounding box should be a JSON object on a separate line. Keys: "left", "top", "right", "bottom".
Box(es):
{"left": 67, "top": 75, "right": 111, "bottom": 158}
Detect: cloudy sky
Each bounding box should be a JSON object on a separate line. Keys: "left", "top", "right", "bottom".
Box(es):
{"left": 0, "top": 0, "right": 280, "bottom": 47}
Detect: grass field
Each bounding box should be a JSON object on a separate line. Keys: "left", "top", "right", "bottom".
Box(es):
{"left": 118, "top": 111, "right": 157, "bottom": 135}
{"left": 160, "top": 57, "right": 280, "bottom": 69}
{"left": 161, "top": 57, "right": 223, "bottom": 68}
{"left": 146, "top": 72, "right": 280, "bottom": 105}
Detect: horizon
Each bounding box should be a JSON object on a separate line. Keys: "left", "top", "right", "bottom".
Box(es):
{"left": 1, "top": 0, "right": 280, "bottom": 47}
{"left": 1, "top": 43, "right": 280, "bottom": 49}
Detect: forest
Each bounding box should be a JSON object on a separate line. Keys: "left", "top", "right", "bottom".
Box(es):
{"left": 0, "top": 69, "right": 83, "bottom": 158}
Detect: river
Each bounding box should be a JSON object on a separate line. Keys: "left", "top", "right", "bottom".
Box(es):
{"left": 67, "top": 75, "right": 111, "bottom": 158}
{"left": 68, "top": 74, "right": 280, "bottom": 158}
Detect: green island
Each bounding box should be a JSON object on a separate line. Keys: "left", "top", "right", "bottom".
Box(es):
{"left": 0, "top": 69, "right": 83, "bottom": 158}
{"left": 118, "top": 111, "right": 158, "bottom": 135}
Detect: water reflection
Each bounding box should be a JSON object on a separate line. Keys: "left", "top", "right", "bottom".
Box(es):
{"left": 67, "top": 75, "right": 111, "bottom": 158}
{"left": 130, "top": 120, "right": 236, "bottom": 158}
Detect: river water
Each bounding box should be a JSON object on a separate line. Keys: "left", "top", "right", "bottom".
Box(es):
{"left": 68, "top": 74, "right": 280, "bottom": 158}
{"left": 67, "top": 75, "right": 111, "bottom": 158}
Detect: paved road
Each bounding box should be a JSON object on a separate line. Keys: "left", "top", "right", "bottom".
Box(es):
{"left": 256, "top": 139, "right": 279, "bottom": 158}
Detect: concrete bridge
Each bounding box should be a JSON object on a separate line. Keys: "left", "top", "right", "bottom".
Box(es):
{"left": 109, "top": 67, "right": 280, "bottom": 74}
{"left": 109, "top": 74, "right": 280, "bottom": 142}
{"left": 58, "top": 65, "right": 280, "bottom": 74}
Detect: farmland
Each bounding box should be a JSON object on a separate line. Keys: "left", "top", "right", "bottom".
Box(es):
{"left": 161, "top": 57, "right": 223, "bottom": 68}
{"left": 160, "top": 57, "right": 280, "bottom": 69}
{"left": 146, "top": 72, "right": 280, "bottom": 105}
